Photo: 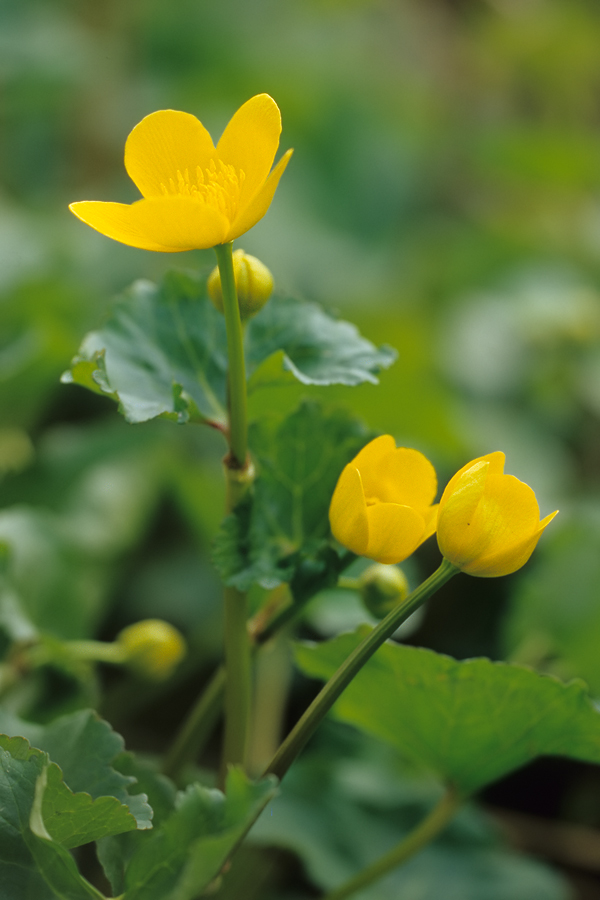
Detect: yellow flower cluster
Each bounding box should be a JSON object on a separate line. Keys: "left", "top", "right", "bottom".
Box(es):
{"left": 330, "top": 437, "right": 557, "bottom": 577}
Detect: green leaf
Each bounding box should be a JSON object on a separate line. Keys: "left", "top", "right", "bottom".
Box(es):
{"left": 0, "top": 736, "right": 55, "bottom": 899}
{"left": 0, "top": 709, "right": 153, "bottom": 829}
{"left": 97, "top": 754, "right": 178, "bottom": 896}
{"left": 503, "top": 511, "right": 600, "bottom": 694}
{"left": 122, "top": 768, "right": 277, "bottom": 900}
{"left": 295, "top": 631, "right": 600, "bottom": 796}
{"left": 213, "top": 400, "right": 366, "bottom": 590}
{"left": 27, "top": 765, "right": 119, "bottom": 900}
{"left": 245, "top": 294, "right": 397, "bottom": 387}
{"left": 0, "top": 422, "right": 165, "bottom": 642}
{"left": 63, "top": 270, "right": 396, "bottom": 426}
{"left": 251, "top": 728, "right": 569, "bottom": 900}
{"left": 36, "top": 763, "right": 138, "bottom": 849}
{"left": 63, "top": 271, "right": 228, "bottom": 425}
{"left": 26, "top": 833, "right": 106, "bottom": 900}
{"left": 0, "top": 735, "right": 113, "bottom": 899}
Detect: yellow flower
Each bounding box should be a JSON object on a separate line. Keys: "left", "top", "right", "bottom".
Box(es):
{"left": 437, "top": 452, "right": 558, "bottom": 577}
{"left": 329, "top": 435, "right": 438, "bottom": 565}
{"left": 69, "top": 94, "right": 293, "bottom": 252}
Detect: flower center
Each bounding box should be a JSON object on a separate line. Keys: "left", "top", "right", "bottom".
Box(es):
{"left": 160, "top": 160, "right": 246, "bottom": 221}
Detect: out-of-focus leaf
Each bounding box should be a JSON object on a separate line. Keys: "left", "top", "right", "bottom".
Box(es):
{"left": 504, "top": 511, "right": 600, "bottom": 694}
{"left": 251, "top": 731, "right": 569, "bottom": 900}
{"left": 0, "top": 423, "right": 165, "bottom": 640}
{"left": 63, "top": 270, "right": 396, "bottom": 426}
{"left": 213, "top": 400, "right": 366, "bottom": 590}
{"left": 296, "top": 631, "right": 600, "bottom": 796}
{"left": 122, "top": 768, "right": 277, "bottom": 900}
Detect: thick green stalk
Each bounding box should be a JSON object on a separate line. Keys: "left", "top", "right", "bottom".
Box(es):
{"left": 264, "top": 559, "right": 459, "bottom": 781}
{"left": 322, "top": 788, "right": 461, "bottom": 900}
{"left": 213, "top": 241, "right": 253, "bottom": 780}
{"left": 162, "top": 578, "right": 341, "bottom": 779}
{"left": 221, "top": 585, "right": 252, "bottom": 776}
{"left": 214, "top": 241, "right": 248, "bottom": 470}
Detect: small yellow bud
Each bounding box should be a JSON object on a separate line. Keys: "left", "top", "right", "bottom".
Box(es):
{"left": 358, "top": 564, "right": 410, "bottom": 619}
{"left": 117, "top": 619, "right": 186, "bottom": 681}
{"left": 208, "top": 249, "right": 274, "bottom": 319}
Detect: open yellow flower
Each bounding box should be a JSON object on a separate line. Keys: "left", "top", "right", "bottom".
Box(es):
{"left": 437, "top": 452, "right": 558, "bottom": 577}
{"left": 329, "top": 435, "right": 438, "bottom": 565}
{"left": 69, "top": 94, "right": 293, "bottom": 252}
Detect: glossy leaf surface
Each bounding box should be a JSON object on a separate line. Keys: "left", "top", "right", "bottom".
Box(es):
{"left": 296, "top": 631, "right": 600, "bottom": 796}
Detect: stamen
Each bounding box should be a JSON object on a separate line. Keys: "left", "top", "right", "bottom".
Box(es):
{"left": 160, "top": 161, "right": 246, "bottom": 222}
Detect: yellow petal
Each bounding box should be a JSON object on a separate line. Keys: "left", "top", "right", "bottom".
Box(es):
{"left": 471, "top": 475, "right": 542, "bottom": 551}
{"left": 329, "top": 464, "right": 369, "bottom": 555}
{"left": 69, "top": 197, "right": 229, "bottom": 251}
{"left": 460, "top": 476, "right": 554, "bottom": 574}
{"left": 421, "top": 503, "right": 439, "bottom": 541}
{"left": 217, "top": 94, "right": 282, "bottom": 210}
{"left": 362, "top": 446, "right": 437, "bottom": 509}
{"left": 437, "top": 462, "right": 490, "bottom": 565}
{"left": 351, "top": 435, "right": 397, "bottom": 473}
{"left": 365, "top": 503, "right": 427, "bottom": 565}
{"left": 464, "top": 510, "right": 558, "bottom": 577}
{"left": 439, "top": 452, "right": 505, "bottom": 509}
{"left": 124, "top": 109, "right": 217, "bottom": 199}
{"left": 226, "top": 148, "right": 293, "bottom": 242}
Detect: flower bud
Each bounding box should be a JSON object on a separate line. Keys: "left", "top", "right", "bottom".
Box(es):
{"left": 358, "top": 563, "right": 410, "bottom": 619}
{"left": 208, "top": 249, "right": 274, "bottom": 319}
{"left": 437, "top": 452, "right": 558, "bottom": 577}
{"left": 116, "top": 619, "right": 186, "bottom": 680}
{"left": 329, "top": 435, "right": 438, "bottom": 565}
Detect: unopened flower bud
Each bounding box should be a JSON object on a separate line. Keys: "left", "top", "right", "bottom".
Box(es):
{"left": 358, "top": 564, "right": 410, "bottom": 619}
{"left": 117, "top": 619, "right": 186, "bottom": 680}
{"left": 208, "top": 249, "right": 274, "bottom": 319}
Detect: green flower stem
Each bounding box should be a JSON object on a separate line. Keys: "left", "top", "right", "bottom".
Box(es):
{"left": 162, "top": 666, "right": 226, "bottom": 780}
{"left": 214, "top": 241, "right": 248, "bottom": 471}
{"left": 213, "top": 241, "right": 253, "bottom": 780}
{"left": 337, "top": 576, "right": 360, "bottom": 590}
{"left": 264, "top": 558, "right": 459, "bottom": 782}
{"left": 322, "top": 787, "right": 461, "bottom": 900}
{"left": 221, "top": 585, "right": 252, "bottom": 780}
{"left": 65, "top": 640, "right": 127, "bottom": 664}
{"left": 28, "top": 639, "right": 127, "bottom": 669}
{"left": 162, "top": 559, "right": 356, "bottom": 780}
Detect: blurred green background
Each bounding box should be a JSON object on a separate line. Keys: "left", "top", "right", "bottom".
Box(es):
{"left": 3, "top": 0, "right": 600, "bottom": 894}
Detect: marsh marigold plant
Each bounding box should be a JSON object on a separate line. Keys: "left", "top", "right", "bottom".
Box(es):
{"left": 69, "top": 94, "right": 293, "bottom": 251}
{"left": 329, "top": 435, "right": 438, "bottom": 565}
{"left": 437, "top": 452, "right": 558, "bottom": 577}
